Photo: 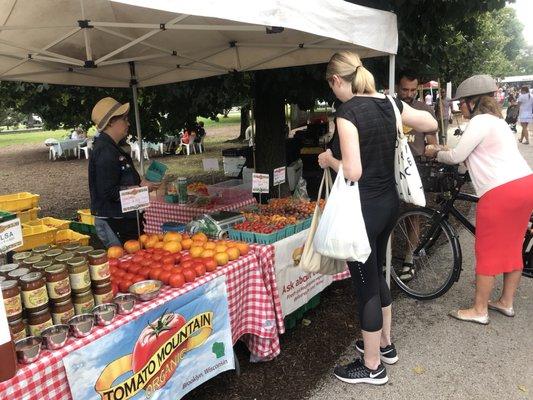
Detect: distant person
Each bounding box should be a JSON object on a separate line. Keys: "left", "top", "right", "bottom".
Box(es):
{"left": 517, "top": 85, "right": 532, "bottom": 144}
{"left": 424, "top": 91, "right": 433, "bottom": 106}
{"left": 193, "top": 121, "right": 206, "bottom": 143}
{"left": 505, "top": 96, "right": 519, "bottom": 133}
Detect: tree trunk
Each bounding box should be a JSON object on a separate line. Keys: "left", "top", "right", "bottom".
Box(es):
{"left": 226, "top": 104, "right": 250, "bottom": 142}
{"left": 253, "top": 71, "right": 289, "bottom": 197}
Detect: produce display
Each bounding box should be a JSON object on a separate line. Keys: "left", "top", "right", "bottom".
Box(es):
{"left": 187, "top": 182, "right": 209, "bottom": 196}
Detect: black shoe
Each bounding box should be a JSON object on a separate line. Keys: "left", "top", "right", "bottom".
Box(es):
{"left": 355, "top": 340, "right": 399, "bottom": 365}
{"left": 333, "top": 358, "right": 388, "bottom": 385}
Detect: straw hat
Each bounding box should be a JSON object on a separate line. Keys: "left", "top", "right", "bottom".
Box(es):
{"left": 91, "top": 97, "right": 130, "bottom": 131}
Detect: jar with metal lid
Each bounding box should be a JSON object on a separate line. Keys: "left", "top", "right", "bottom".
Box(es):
{"left": 62, "top": 242, "right": 80, "bottom": 252}
{"left": 0, "top": 263, "right": 19, "bottom": 278}
{"left": 23, "top": 255, "right": 44, "bottom": 269}
{"left": 75, "top": 246, "right": 94, "bottom": 259}
{"left": 67, "top": 257, "right": 91, "bottom": 294}
{"left": 55, "top": 252, "right": 75, "bottom": 264}
{"left": 44, "top": 264, "right": 71, "bottom": 303}
{"left": 27, "top": 308, "right": 53, "bottom": 336}
{"left": 32, "top": 259, "right": 53, "bottom": 273}
{"left": 93, "top": 282, "right": 114, "bottom": 305}
{"left": 20, "top": 272, "right": 49, "bottom": 313}
{"left": 1, "top": 280, "right": 23, "bottom": 322}
{"left": 32, "top": 244, "right": 51, "bottom": 255}
{"left": 87, "top": 250, "right": 110, "bottom": 283}
{"left": 8, "top": 318, "right": 27, "bottom": 342}
{"left": 51, "top": 299, "right": 75, "bottom": 325}
{"left": 73, "top": 290, "right": 95, "bottom": 315}
{"left": 44, "top": 248, "right": 63, "bottom": 260}
{"left": 12, "top": 251, "right": 32, "bottom": 264}
{"left": 7, "top": 267, "right": 30, "bottom": 284}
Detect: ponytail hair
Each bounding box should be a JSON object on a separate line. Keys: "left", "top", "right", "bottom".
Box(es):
{"left": 326, "top": 51, "right": 376, "bottom": 95}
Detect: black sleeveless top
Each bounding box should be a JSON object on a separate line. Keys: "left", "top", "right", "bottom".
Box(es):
{"left": 329, "top": 96, "right": 403, "bottom": 200}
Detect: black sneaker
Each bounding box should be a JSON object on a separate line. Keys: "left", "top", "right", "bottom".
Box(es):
{"left": 333, "top": 358, "right": 388, "bottom": 385}
{"left": 355, "top": 340, "right": 399, "bottom": 365}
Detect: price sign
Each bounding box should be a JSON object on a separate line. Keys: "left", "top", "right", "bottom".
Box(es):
{"left": 120, "top": 187, "right": 150, "bottom": 213}
{"left": 202, "top": 158, "right": 220, "bottom": 172}
{"left": 273, "top": 166, "right": 286, "bottom": 186}
{"left": 252, "top": 173, "right": 270, "bottom": 193}
{"left": 0, "top": 218, "right": 23, "bottom": 253}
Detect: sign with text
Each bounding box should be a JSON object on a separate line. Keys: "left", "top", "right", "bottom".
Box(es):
{"left": 0, "top": 218, "right": 23, "bottom": 254}
{"left": 202, "top": 158, "right": 220, "bottom": 172}
{"left": 273, "top": 167, "right": 286, "bottom": 186}
{"left": 252, "top": 173, "right": 270, "bottom": 193}
{"left": 64, "top": 276, "right": 234, "bottom": 400}
{"left": 120, "top": 187, "right": 150, "bottom": 213}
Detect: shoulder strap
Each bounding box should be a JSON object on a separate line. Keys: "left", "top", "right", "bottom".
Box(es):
{"left": 386, "top": 95, "right": 404, "bottom": 139}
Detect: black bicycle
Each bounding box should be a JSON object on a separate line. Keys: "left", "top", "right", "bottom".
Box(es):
{"left": 389, "top": 161, "right": 533, "bottom": 300}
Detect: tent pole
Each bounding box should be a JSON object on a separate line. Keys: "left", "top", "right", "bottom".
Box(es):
{"left": 388, "top": 54, "right": 396, "bottom": 96}
{"left": 129, "top": 61, "right": 144, "bottom": 175}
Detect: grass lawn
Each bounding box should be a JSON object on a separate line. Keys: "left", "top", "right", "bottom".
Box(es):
{"left": 0, "top": 129, "right": 71, "bottom": 148}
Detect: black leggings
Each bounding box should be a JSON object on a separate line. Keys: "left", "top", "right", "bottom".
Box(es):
{"left": 106, "top": 216, "right": 145, "bottom": 244}
{"left": 348, "top": 190, "right": 399, "bottom": 332}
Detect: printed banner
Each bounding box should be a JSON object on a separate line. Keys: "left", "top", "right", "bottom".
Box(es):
{"left": 0, "top": 218, "right": 23, "bottom": 253}
{"left": 64, "top": 276, "right": 234, "bottom": 400}
{"left": 274, "top": 229, "right": 333, "bottom": 316}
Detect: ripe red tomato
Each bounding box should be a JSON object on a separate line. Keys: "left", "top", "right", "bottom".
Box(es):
{"left": 162, "top": 256, "right": 175, "bottom": 265}
{"left": 138, "top": 268, "right": 151, "bottom": 279}
{"left": 149, "top": 268, "right": 163, "bottom": 281}
{"left": 180, "top": 254, "right": 192, "bottom": 263}
{"left": 119, "top": 261, "right": 131, "bottom": 270}
{"left": 132, "top": 275, "right": 144, "bottom": 284}
{"left": 194, "top": 263, "right": 206, "bottom": 277}
{"left": 140, "top": 258, "right": 152, "bottom": 268}
{"left": 114, "top": 269, "right": 126, "bottom": 278}
{"left": 109, "top": 259, "right": 120, "bottom": 268}
{"left": 173, "top": 266, "right": 183, "bottom": 274}
{"left": 152, "top": 254, "right": 163, "bottom": 262}
{"left": 158, "top": 271, "right": 172, "bottom": 285}
{"left": 123, "top": 272, "right": 135, "bottom": 281}
{"left": 183, "top": 268, "right": 196, "bottom": 283}
{"left": 128, "top": 265, "right": 142, "bottom": 275}
{"left": 162, "top": 264, "right": 173, "bottom": 272}
{"left": 161, "top": 250, "right": 171, "bottom": 256}
{"left": 112, "top": 282, "right": 119, "bottom": 296}
{"left": 132, "top": 255, "right": 144, "bottom": 264}
{"left": 203, "top": 258, "right": 218, "bottom": 272}
{"left": 173, "top": 253, "right": 182, "bottom": 263}
{"left": 181, "top": 260, "right": 194, "bottom": 270}
{"left": 145, "top": 248, "right": 155, "bottom": 254}
{"left": 131, "top": 313, "right": 186, "bottom": 377}
{"left": 169, "top": 273, "right": 185, "bottom": 288}
{"left": 119, "top": 280, "right": 132, "bottom": 293}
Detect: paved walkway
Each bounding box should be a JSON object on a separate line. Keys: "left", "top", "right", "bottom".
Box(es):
{"left": 307, "top": 127, "right": 533, "bottom": 400}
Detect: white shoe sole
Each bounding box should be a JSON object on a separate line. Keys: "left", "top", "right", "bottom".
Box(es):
{"left": 334, "top": 373, "right": 389, "bottom": 385}
{"left": 355, "top": 344, "right": 399, "bottom": 365}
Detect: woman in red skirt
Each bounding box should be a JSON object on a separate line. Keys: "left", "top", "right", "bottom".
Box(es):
{"left": 425, "top": 75, "right": 533, "bottom": 324}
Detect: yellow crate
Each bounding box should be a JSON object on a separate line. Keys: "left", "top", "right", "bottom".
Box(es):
{"left": 77, "top": 209, "right": 95, "bottom": 225}
{"left": 15, "top": 207, "right": 41, "bottom": 223}
{"left": 25, "top": 217, "right": 71, "bottom": 231}
{"left": 55, "top": 229, "right": 90, "bottom": 246}
{"left": 0, "top": 192, "right": 40, "bottom": 212}
{"left": 17, "top": 225, "right": 57, "bottom": 252}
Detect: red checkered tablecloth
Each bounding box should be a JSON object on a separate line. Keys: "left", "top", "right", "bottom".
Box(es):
{"left": 0, "top": 249, "right": 279, "bottom": 400}
{"left": 144, "top": 198, "right": 257, "bottom": 233}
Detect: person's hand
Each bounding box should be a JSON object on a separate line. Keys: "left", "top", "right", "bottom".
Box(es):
{"left": 140, "top": 179, "right": 161, "bottom": 192}
{"left": 318, "top": 149, "right": 333, "bottom": 169}
{"left": 424, "top": 144, "right": 440, "bottom": 158}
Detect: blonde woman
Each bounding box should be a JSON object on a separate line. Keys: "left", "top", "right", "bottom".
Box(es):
{"left": 318, "top": 51, "right": 437, "bottom": 385}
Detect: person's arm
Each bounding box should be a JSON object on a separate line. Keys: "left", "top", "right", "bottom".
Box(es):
{"left": 400, "top": 102, "right": 438, "bottom": 133}
{"left": 94, "top": 147, "right": 122, "bottom": 202}
{"left": 318, "top": 117, "right": 361, "bottom": 181}
{"left": 434, "top": 119, "right": 486, "bottom": 164}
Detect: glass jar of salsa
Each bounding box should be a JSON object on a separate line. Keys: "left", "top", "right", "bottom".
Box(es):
{"left": 20, "top": 272, "right": 49, "bottom": 313}
{"left": 51, "top": 299, "right": 75, "bottom": 325}
{"left": 8, "top": 318, "right": 27, "bottom": 342}
{"left": 27, "top": 308, "right": 53, "bottom": 337}
{"left": 67, "top": 257, "right": 91, "bottom": 294}
{"left": 44, "top": 264, "right": 71, "bottom": 303}
{"left": 87, "top": 250, "right": 110, "bottom": 284}
{"left": 1, "top": 280, "right": 22, "bottom": 322}
{"left": 73, "top": 290, "right": 95, "bottom": 315}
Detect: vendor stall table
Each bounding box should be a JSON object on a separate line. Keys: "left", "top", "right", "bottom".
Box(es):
{"left": 144, "top": 198, "right": 256, "bottom": 232}
{"left": 0, "top": 246, "right": 280, "bottom": 400}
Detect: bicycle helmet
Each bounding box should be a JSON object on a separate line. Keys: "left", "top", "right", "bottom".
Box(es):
{"left": 452, "top": 75, "right": 498, "bottom": 100}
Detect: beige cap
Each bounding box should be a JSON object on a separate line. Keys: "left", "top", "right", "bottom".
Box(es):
{"left": 453, "top": 75, "right": 498, "bottom": 100}
{"left": 91, "top": 97, "right": 130, "bottom": 131}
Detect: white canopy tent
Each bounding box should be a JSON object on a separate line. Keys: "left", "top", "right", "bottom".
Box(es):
{"left": 0, "top": 0, "right": 398, "bottom": 169}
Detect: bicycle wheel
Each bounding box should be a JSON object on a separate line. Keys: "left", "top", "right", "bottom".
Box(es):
{"left": 389, "top": 208, "right": 461, "bottom": 300}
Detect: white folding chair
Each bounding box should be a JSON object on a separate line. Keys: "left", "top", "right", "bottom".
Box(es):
{"left": 179, "top": 138, "right": 196, "bottom": 155}
{"left": 78, "top": 139, "right": 93, "bottom": 159}
{"left": 130, "top": 141, "right": 150, "bottom": 162}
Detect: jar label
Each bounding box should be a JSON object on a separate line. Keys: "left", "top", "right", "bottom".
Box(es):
{"left": 70, "top": 270, "right": 91, "bottom": 290}
{"left": 52, "top": 308, "right": 75, "bottom": 325}
{"left": 22, "top": 287, "right": 49, "bottom": 309}
{"left": 89, "top": 262, "right": 110, "bottom": 281}
{"left": 46, "top": 277, "right": 72, "bottom": 299}
{"left": 74, "top": 298, "right": 95, "bottom": 315}
{"left": 3, "top": 294, "right": 22, "bottom": 317}
{"left": 28, "top": 318, "right": 53, "bottom": 337}
{"left": 11, "top": 327, "right": 27, "bottom": 342}
{"left": 94, "top": 291, "right": 114, "bottom": 306}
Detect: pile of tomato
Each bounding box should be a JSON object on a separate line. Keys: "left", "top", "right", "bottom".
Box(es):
{"left": 110, "top": 248, "right": 219, "bottom": 293}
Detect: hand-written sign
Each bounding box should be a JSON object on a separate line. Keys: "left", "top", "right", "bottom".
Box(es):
{"left": 273, "top": 167, "right": 286, "bottom": 186}
{"left": 120, "top": 187, "right": 150, "bottom": 213}
{"left": 252, "top": 173, "right": 270, "bottom": 193}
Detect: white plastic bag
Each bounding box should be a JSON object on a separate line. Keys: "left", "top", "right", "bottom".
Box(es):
{"left": 300, "top": 169, "right": 346, "bottom": 275}
{"left": 313, "top": 165, "right": 371, "bottom": 263}
{"left": 387, "top": 95, "right": 426, "bottom": 207}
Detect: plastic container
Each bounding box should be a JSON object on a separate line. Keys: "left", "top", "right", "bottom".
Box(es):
{"left": 17, "top": 225, "right": 57, "bottom": 252}
{"left": 77, "top": 209, "right": 94, "bottom": 225}
{"left": 55, "top": 230, "right": 90, "bottom": 246}
{"left": 69, "top": 221, "right": 96, "bottom": 235}
{"left": 207, "top": 179, "right": 251, "bottom": 203}
{"left": 254, "top": 230, "right": 284, "bottom": 245}
{"left": 161, "top": 222, "right": 187, "bottom": 233}
{"left": 16, "top": 208, "right": 40, "bottom": 223}
{"left": 285, "top": 224, "right": 296, "bottom": 237}
{"left": 227, "top": 228, "right": 241, "bottom": 241}
{"left": 0, "top": 192, "right": 40, "bottom": 212}
{"left": 239, "top": 231, "right": 255, "bottom": 243}
{"left": 145, "top": 161, "right": 168, "bottom": 183}
{"left": 0, "top": 210, "right": 16, "bottom": 223}
{"left": 25, "top": 217, "right": 70, "bottom": 231}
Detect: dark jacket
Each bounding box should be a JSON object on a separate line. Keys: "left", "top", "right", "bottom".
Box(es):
{"left": 89, "top": 132, "right": 141, "bottom": 218}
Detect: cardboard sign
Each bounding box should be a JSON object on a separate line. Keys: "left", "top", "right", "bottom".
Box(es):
{"left": 273, "top": 166, "right": 286, "bottom": 186}
{"left": 0, "top": 218, "right": 23, "bottom": 253}
{"left": 120, "top": 187, "right": 150, "bottom": 213}
{"left": 202, "top": 158, "right": 220, "bottom": 172}
{"left": 252, "top": 173, "right": 270, "bottom": 193}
